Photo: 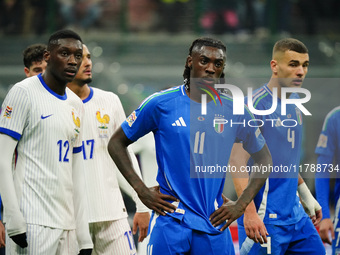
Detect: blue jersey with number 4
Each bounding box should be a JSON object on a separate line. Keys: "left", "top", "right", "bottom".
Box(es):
{"left": 238, "top": 84, "right": 306, "bottom": 226}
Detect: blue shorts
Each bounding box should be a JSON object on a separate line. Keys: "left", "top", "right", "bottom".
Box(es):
{"left": 147, "top": 212, "right": 235, "bottom": 255}
{"left": 238, "top": 216, "right": 325, "bottom": 255}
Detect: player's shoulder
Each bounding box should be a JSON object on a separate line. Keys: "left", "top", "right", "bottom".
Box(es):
{"left": 137, "top": 85, "right": 183, "bottom": 110}
{"left": 323, "top": 106, "right": 340, "bottom": 127}
{"left": 12, "top": 76, "right": 40, "bottom": 90}
{"left": 91, "top": 87, "right": 116, "bottom": 97}
{"left": 326, "top": 106, "right": 340, "bottom": 118}
{"left": 248, "top": 85, "right": 271, "bottom": 108}
{"left": 5, "top": 76, "right": 40, "bottom": 101}
{"left": 90, "top": 86, "right": 121, "bottom": 104}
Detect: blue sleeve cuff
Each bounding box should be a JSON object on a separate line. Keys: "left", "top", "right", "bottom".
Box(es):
{"left": 0, "top": 127, "right": 21, "bottom": 141}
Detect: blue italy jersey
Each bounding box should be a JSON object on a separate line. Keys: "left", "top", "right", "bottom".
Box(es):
{"left": 122, "top": 85, "right": 265, "bottom": 234}
{"left": 238, "top": 84, "right": 306, "bottom": 226}
{"left": 315, "top": 106, "right": 340, "bottom": 219}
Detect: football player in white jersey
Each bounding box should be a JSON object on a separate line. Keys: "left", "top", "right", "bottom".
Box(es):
{"left": 67, "top": 44, "right": 150, "bottom": 255}
{"left": 0, "top": 30, "right": 93, "bottom": 255}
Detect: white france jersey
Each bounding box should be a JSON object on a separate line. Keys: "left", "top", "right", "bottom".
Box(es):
{"left": 81, "top": 87, "right": 128, "bottom": 222}
{"left": 0, "top": 74, "right": 84, "bottom": 230}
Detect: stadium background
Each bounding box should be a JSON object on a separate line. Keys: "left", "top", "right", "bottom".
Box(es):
{"left": 0, "top": 0, "right": 339, "bottom": 253}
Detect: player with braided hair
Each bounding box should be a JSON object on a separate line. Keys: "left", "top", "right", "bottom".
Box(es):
{"left": 108, "top": 37, "right": 272, "bottom": 254}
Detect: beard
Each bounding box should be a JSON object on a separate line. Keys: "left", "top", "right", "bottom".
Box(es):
{"left": 83, "top": 78, "right": 92, "bottom": 84}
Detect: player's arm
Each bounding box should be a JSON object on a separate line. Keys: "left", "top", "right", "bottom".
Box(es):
{"left": 297, "top": 174, "right": 322, "bottom": 226}
{"left": 0, "top": 133, "right": 27, "bottom": 248}
{"left": 210, "top": 144, "right": 272, "bottom": 232}
{"left": 0, "top": 219, "right": 4, "bottom": 248}
{"left": 108, "top": 127, "right": 177, "bottom": 216}
{"left": 229, "top": 143, "right": 268, "bottom": 244}
{"left": 315, "top": 154, "right": 333, "bottom": 244}
{"left": 116, "top": 147, "right": 151, "bottom": 242}
{"left": 72, "top": 146, "right": 93, "bottom": 251}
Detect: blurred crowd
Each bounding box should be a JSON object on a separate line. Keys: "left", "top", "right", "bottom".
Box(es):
{"left": 0, "top": 0, "right": 339, "bottom": 37}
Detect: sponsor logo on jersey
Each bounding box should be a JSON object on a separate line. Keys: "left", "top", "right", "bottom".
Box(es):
{"left": 4, "top": 106, "right": 12, "bottom": 119}
{"left": 197, "top": 116, "right": 205, "bottom": 121}
{"left": 126, "top": 111, "right": 137, "bottom": 127}
{"left": 172, "top": 117, "right": 186, "bottom": 127}
{"left": 41, "top": 114, "right": 53, "bottom": 119}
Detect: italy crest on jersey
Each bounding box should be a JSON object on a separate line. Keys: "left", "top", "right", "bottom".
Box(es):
{"left": 214, "top": 115, "right": 225, "bottom": 134}
{"left": 295, "top": 107, "right": 303, "bottom": 125}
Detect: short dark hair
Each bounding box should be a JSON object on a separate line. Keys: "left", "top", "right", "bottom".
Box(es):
{"left": 273, "top": 38, "right": 308, "bottom": 57}
{"left": 47, "top": 29, "right": 82, "bottom": 51}
{"left": 183, "top": 37, "right": 226, "bottom": 88}
{"left": 23, "top": 43, "right": 47, "bottom": 68}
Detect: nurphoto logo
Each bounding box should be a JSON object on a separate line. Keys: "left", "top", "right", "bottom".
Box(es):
{"left": 201, "top": 84, "right": 311, "bottom": 116}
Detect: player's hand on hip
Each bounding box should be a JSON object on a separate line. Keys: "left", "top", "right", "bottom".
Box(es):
{"left": 11, "top": 233, "right": 28, "bottom": 248}
{"left": 139, "top": 186, "right": 178, "bottom": 216}
{"left": 319, "top": 218, "right": 334, "bottom": 245}
{"left": 133, "top": 212, "right": 150, "bottom": 242}
{"left": 209, "top": 199, "right": 244, "bottom": 232}
{"left": 243, "top": 211, "right": 268, "bottom": 244}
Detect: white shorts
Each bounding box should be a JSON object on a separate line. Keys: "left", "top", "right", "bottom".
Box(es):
{"left": 89, "top": 218, "right": 136, "bottom": 255}
{"left": 6, "top": 224, "right": 78, "bottom": 255}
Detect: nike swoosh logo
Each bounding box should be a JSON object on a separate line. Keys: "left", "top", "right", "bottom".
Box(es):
{"left": 41, "top": 114, "right": 53, "bottom": 119}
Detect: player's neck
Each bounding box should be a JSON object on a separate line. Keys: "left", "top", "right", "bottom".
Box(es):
{"left": 41, "top": 72, "right": 67, "bottom": 96}
{"left": 186, "top": 83, "right": 214, "bottom": 103}
{"left": 267, "top": 78, "right": 282, "bottom": 99}
{"left": 67, "top": 83, "right": 90, "bottom": 101}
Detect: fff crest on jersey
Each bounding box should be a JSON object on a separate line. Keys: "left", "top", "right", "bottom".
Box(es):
{"left": 71, "top": 109, "right": 80, "bottom": 142}
{"left": 214, "top": 115, "right": 225, "bottom": 134}
{"left": 96, "top": 110, "right": 110, "bottom": 129}
{"left": 96, "top": 110, "right": 110, "bottom": 138}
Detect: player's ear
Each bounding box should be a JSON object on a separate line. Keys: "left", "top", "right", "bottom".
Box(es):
{"left": 270, "top": 60, "right": 278, "bottom": 75}
{"left": 187, "top": 55, "right": 193, "bottom": 69}
{"left": 44, "top": 51, "right": 50, "bottom": 64}
{"left": 24, "top": 67, "right": 30, "bottom": 77}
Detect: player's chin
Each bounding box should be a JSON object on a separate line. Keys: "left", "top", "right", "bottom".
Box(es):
{"left": 64, "top": 74, "right": 76, "bottom": 82}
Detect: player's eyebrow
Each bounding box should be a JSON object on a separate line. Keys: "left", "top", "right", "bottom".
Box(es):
{"left": 200, "top": 54, "right": 224, "bottom": 62}
{"left": 289, "top": 60, "right": 309, "bottom": 65}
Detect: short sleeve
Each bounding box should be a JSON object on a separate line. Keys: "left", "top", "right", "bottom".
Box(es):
{"left": 0, "top": 85, "right": 30, "bottom": 141}
{"left": 121, "top": 93, "right": 159, "bottom": 142}
{"left": 236, "top": 105, "right": 265, "bottom": 154}
{"left": 315, "top": 110, "right": 338, "bottom": 157}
